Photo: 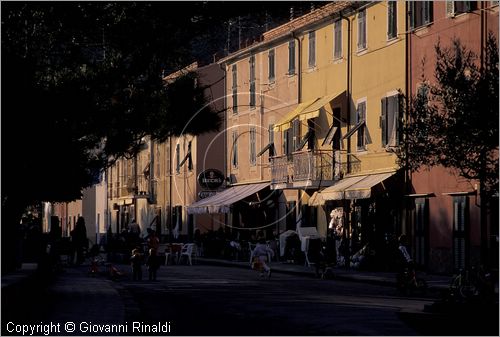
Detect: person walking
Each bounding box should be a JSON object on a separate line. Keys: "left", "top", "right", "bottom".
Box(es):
{"left": 71, "top": 217, "right": 88, "bottom": 265}
{"left": 396, "top": 234, "right": 414, "bottom": 290}
{"left": 146, "top": 248, "right": 160, "bottom": 281}
{"left": 251, "top": 238, "right": 274, "bottom": 278}
{"left": 130, "top": 248, "right": 143, "bottom": 281}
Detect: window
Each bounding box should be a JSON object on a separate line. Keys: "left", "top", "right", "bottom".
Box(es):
{"left": 414, "top": 198, "right": 429, "bottom": 266}
{"left": 175, "top": 144, "right": 180, "bottom": 173}
{"left": 308, "top": 31, "right": 316, "bottom": 67}
{"left": 453, "top": 196, "right": 469, "bottom": 271}
{"left": 155, "top": 144, "right": 161, "bottom": 178}
{"left": 173, "top": 205, "right": 182, "bottom": 232}
{"left": 268, "top": 49, "right": 275, "bottom": 81}
{"left": 284, "top": 128, "right": 292, "bottom": 158}
{"left": 268, "top": 124, "right": 275, "bottom": 157}
{"left": 231, "top": 131, "right": 238, "bottom": 168}
{"left": 387, "top": 1, "right": 397, "bottom": 40}
{"left": 165, "top": 141, "right": 171, "bottom": 175}
{"left": 380, "top": 94, "right": 402, "bottom": 147}
{"left": 249, "top": 55, "right": 256, "bottom": 108}
{"left": 297, "top": 119, "right": 315, "bottom": 151}
{"left": 446, "top": 1, "right": 476, "bottom": 16}
{"left": 249, "top": 127, "right": 256, "bottom": 166}
{"left": 292, "top": 118, "right": 301, "bottom": 151}
{"left": 177, "top": 141, "right": 192, "bottom": 172}
{"left": 356, "top": 101, "right": 366, "bottom": 151}
{"left": 232, "top": 64, "right": 238, "bottom": 114}
{"left": 187, "top": 141, "right": 193, "bottom": 171}
{"left": 417, "top": 83, "right": 429, "bottom": 106}
{"left": 334, "top": 20, "right": 342, "bottom": 59}
{"left": 288, "top": 40, "right": 296, "bottom": 74}
{"left": 357, "top": 9, "right": 367, "bottom": 50}
{"left": 409, "top": 1, "right": 433, "bottom": 29}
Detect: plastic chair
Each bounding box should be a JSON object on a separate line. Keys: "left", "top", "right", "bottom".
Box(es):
{"left": 178, "top": 243, "right": 196, "bottom": 265}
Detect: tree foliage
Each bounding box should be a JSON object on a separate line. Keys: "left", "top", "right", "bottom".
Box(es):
{"left": 403, "top": 33, "right": 499, "bottom": 197}
{"left": 1, "top": 3, "right": 222, "bottom": 212}
{"left": 1, "top": 1, "right": 314, "bottom": 220}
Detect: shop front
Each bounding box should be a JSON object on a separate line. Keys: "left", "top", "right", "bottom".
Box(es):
{"left": 310, "top": 170, "right": 405, "bottom": 271}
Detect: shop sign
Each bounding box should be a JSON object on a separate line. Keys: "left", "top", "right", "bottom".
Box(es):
{"left": 198, "top": 190, "right": 217, "bottom": 199}
{"left": 197, "top": 169, "right": 224, "bottom": 189}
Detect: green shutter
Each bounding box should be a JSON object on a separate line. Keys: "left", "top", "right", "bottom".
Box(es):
{"left": 381, "top": 97, "right": 387, "bottom": 146}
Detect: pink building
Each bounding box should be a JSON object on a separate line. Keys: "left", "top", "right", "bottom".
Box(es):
{"left": 407, "top": 1, "right": 498, "bottom": 273}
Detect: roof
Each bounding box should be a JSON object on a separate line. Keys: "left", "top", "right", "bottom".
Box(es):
{"left": 218, "top": 1, "right": 357, "bottom": 65}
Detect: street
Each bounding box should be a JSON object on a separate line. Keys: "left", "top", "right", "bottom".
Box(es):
{"left": 4, "top": 263, "right": 444, "bottom": 336}
{"left": 115, "top": 265, "right": 431, "bottom": 336}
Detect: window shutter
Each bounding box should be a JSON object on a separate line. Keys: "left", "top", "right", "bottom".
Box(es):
{"left": 334, "top": 20, "right": 342, "bottom": 58}
{"left": 268, "top": 49, "right": 275, "bottom": 80}
{"left": 381, "top": 97, "right": 387, "bottom": 146}
{"left": 446, "top": 0, "right": 454, "bottom": 16}
{"left": 396, "top": 94, "right": 403, "bottom": 145}
{"left": 309, "top": 31, "right": 316, "bottom": 67}
{"left": 409, "top": 1, "right": 415, "bottom": 29}
{"left": 288, "top": 41, "right": 295, "bottom": 74}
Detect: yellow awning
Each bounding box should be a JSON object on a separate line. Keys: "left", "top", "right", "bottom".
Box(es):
{"left": 299, "top": 93, "right": 339, "bottom": 121}
{"left": 273, "top": 99, "right": 318, "bottom": 132}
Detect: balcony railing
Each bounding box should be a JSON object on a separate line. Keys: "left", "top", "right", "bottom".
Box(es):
{"left": 108, "top": 176, "right": 157, "bottom": 202}
{"left": 270, "top": 150, "right": 335, "bottom": 185}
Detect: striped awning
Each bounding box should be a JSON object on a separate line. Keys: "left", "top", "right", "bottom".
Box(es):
{"left": 187, "top": 182, "right": 270, "bottom": 214}
{"left": 309, "top": 171, "right": 397, "bottom": 205}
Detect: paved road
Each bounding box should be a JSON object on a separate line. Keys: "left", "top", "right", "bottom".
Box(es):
{"left": 113, "top": 264, "right": 431, "bottom": 336}
{"left": 4, "top": 263, "right": 497, "bottom": 336}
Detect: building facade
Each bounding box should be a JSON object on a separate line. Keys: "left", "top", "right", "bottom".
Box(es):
{"left": 407, "top": 0, "right": 499, "bottom": 273}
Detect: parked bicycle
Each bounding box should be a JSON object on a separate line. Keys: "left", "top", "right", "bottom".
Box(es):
{"left": 448, "top": 265, "right": 494, "bottom": 303}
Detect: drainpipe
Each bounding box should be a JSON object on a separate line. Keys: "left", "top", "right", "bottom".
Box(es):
{"left": 340, "top": 14, "right": 351, "bottom": 174}
{"left": 404, "top": 1, "right": 412, "bottom": 238}
{"left": 339, "top": 12, "right": 352, "bottom": 270}
{"left": 218, "top": 62, "right": 228, "bottom": 229}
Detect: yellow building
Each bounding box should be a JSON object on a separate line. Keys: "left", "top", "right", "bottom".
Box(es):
{"left": 270, "top": 2, "right": 407, "bottom": 258}
{"left": 107, "top": 62, "right": 226, "bottom": 241}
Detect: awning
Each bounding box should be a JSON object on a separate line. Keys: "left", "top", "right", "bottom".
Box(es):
{"left": 309, "top": 171, "right": 397, "bottom": 205}
{"left": 344, "top": 172, "right": 396, "bottom": 199}
{"left": 308, "top": 191, "right": 325, "bottom": 206}
{"left": 299, "top": 92, "right": 339, "bottom": 120}
{"left": 273, "top": 99, "right": 318, "bottom": 132}
{"left": 318, "top": 175, "right": 367, "bottom": 201}
{"left": 187, "top": 182, "right": 270, "bottom": 214}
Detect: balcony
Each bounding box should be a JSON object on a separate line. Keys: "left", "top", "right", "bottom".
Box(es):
{"left": 270, "top": 150, "right": 364, "bottom": 189}
{"left": 270, "top": 150, "right": 335, "bottom": 189}
{"left": 108, "top": 176, "right": 157, "bottom": 203}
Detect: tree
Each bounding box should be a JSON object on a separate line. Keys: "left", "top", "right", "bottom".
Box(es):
{"left": 1, "top": 2, "right": 312, "bottom": 271}
{"left": 403, "top": 33, "right": 499, "bottom": 266}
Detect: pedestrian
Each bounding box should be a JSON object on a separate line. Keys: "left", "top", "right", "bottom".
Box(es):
{"left": 146, "top": 248, "right": 160, "bottom": 281}
{"left": 250, "top": 238, "right": 274, "bottom": 278}
{"left": 71, "top": 216, "right": 88, "bottom": 265}
{"left": 146, "top": 228, "right": 160, "bottom": 252}
{"left": 130, "top": 248, "right": 143, "bottom": 281}
{"left": 396, "top": 234, "right": 414, "bottom": 290}
{"left": 397, "top": 234, "right": 413, "bottom": 270}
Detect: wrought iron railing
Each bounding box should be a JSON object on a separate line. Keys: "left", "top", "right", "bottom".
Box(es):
{"left": 270, "top": 150, "right": 335, "bottom": 184}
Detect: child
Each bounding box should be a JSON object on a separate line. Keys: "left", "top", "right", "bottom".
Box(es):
{"left": 130, "top": 248, "right": 143, "bottom": 281}
{"left": 251, "top": 238, "right": 275, "bottom": 278}
{"left": 146, "top": 248, "right": 160, "bottom": 281}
